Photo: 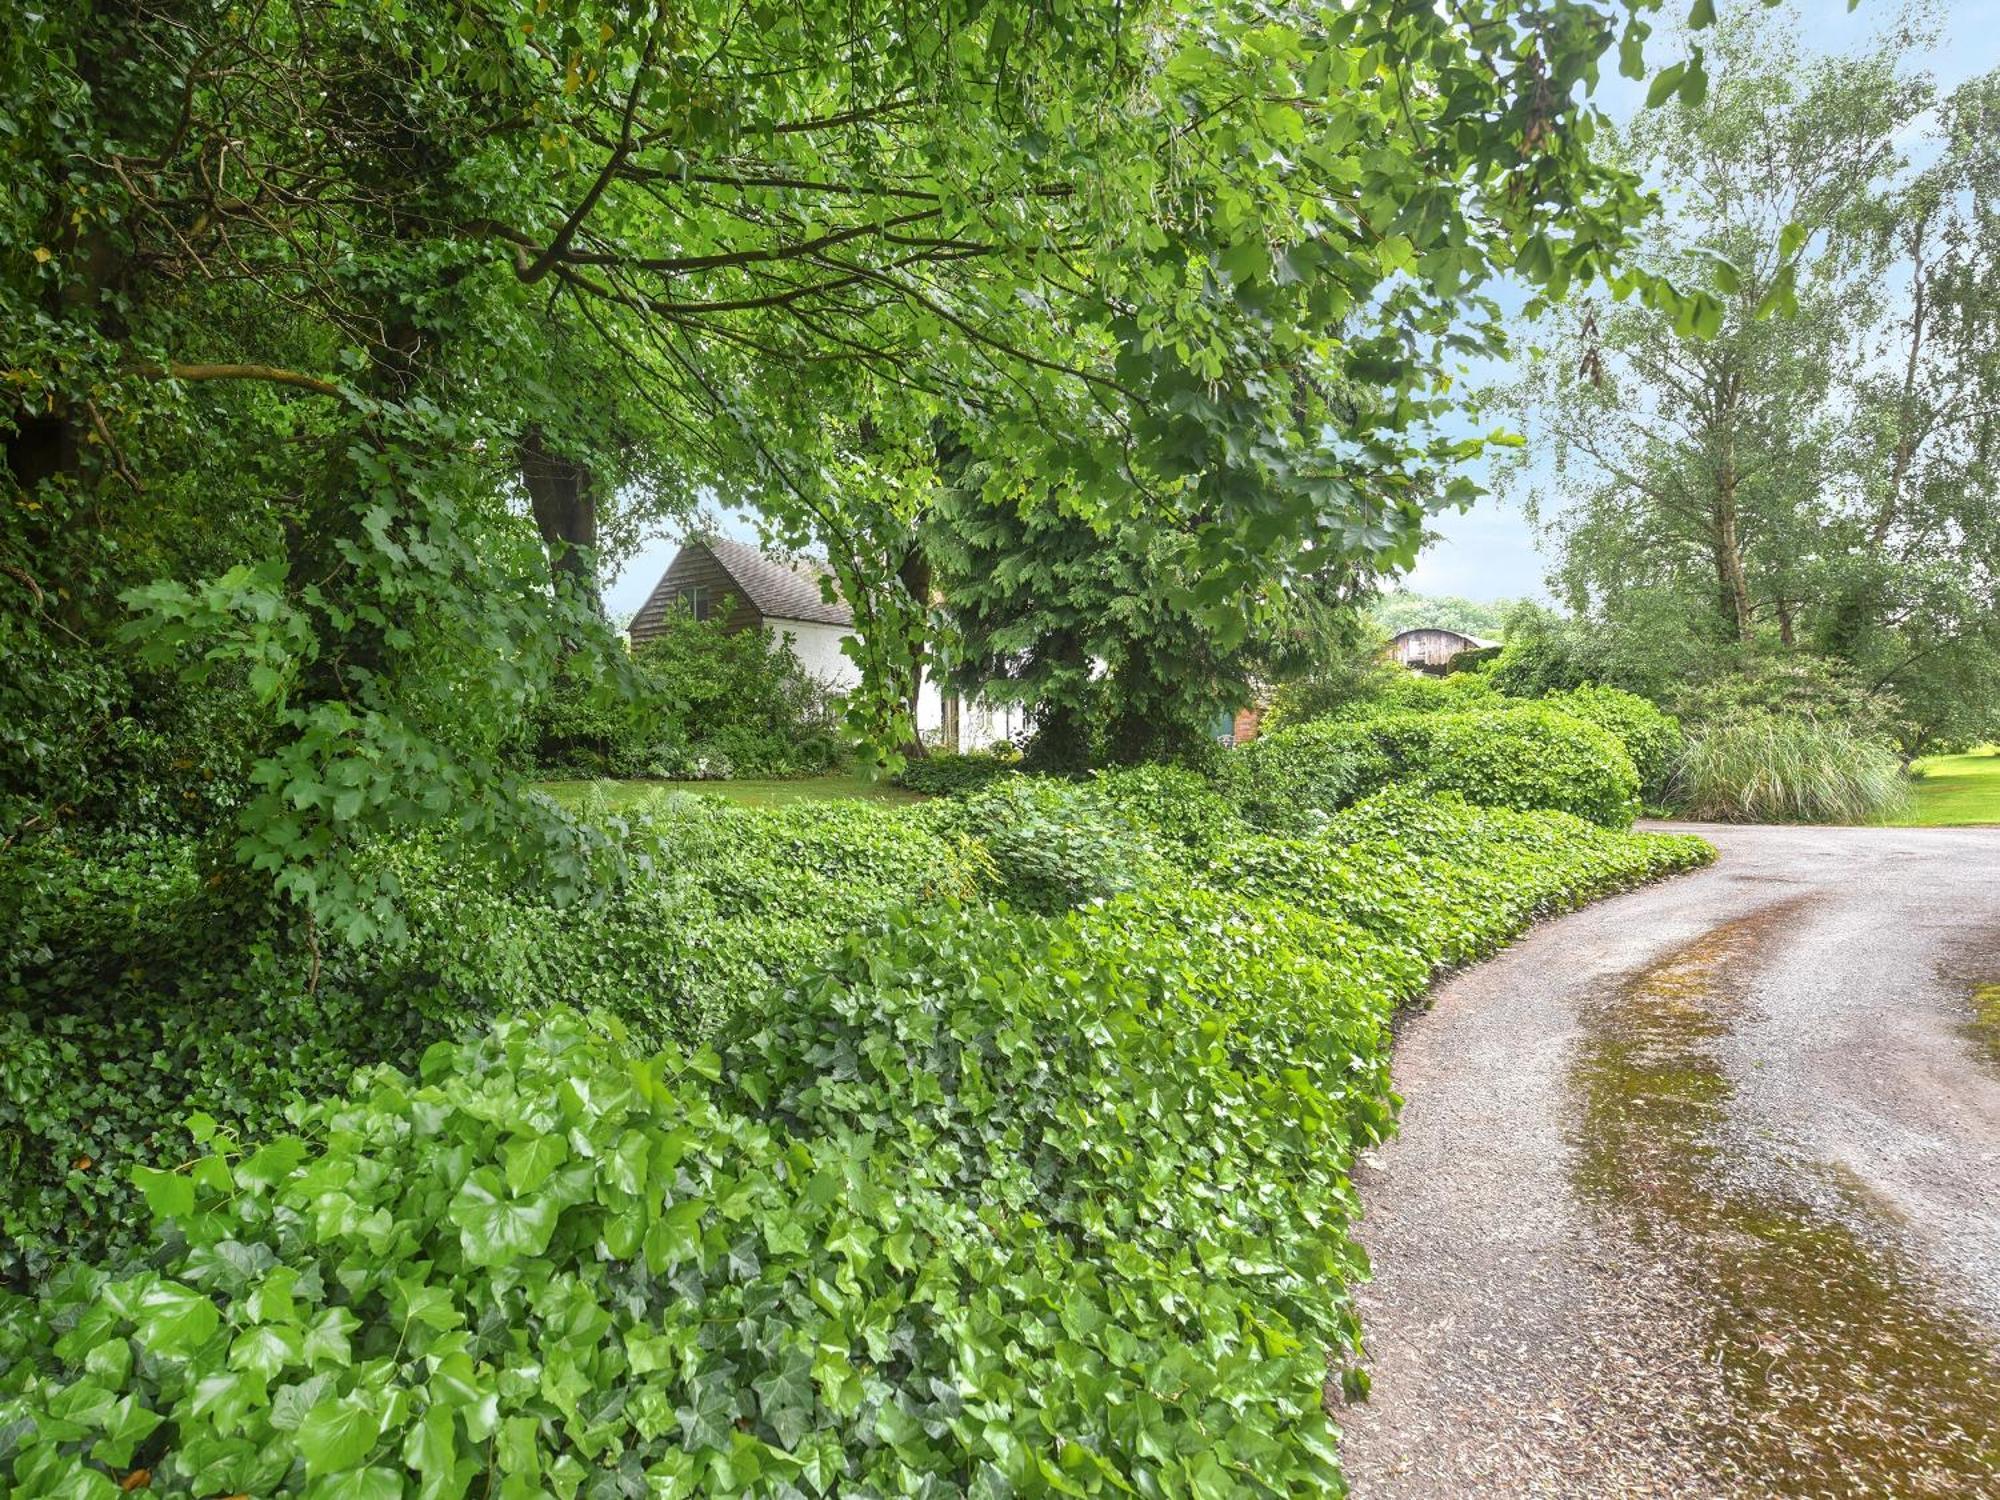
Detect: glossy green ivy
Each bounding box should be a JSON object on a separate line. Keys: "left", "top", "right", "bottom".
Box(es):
{"left": 0, "top": 790, "right": 1710, "bottom": 1496}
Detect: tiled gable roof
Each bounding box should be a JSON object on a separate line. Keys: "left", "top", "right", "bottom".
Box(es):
{"left": 700, "top": 535, "right": 852, "bottom": 627}
{"left": 631, "top": 535, "right": 852, "bottom": 635}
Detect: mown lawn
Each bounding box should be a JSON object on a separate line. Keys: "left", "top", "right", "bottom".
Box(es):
{"left": 1892, "top": 747, "right": 2000, "bottom": 827}
{"left": 538, "top": 773, "right": 925, "bottom": 811}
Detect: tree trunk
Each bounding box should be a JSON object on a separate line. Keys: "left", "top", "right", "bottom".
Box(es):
{"left": 896, "top": 542, "right": 932, "bottom": 759}
{"left": 1713, "top": 462, "right": 1754, "bottom": 644}
{"left": 517, "top": 425, "right": 602, "bottom": 614}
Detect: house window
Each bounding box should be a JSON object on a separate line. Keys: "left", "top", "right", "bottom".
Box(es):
{"left": 676, "top": 584, "right": 715, "bottom": 621}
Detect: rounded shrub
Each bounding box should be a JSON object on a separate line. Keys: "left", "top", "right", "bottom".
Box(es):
{"left": 1216, "top": 720, "right": 1395, "bottom": 832}
{"left": 1542, "top": 685, "right": 1684, "bottom": 802}
{"left": 1372, "top": 705, "right": 1641, "bottom": 828}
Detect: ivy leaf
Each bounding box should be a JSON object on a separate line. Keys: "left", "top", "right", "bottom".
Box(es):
{"left": 88, "top": 1396, "right": 164, "bottom": 1469}
{"left": 753, "top": 1348, "right": 816, "bottom": 1450}
{"left": 237, "top": 1136, "right": 308, "bottom": 1188}
{"left": 675, "top": 1373, "right": 737, "bottom": 1453}
{"left": 643, "top": 1198, "right": 706, "bottom": 1273}
{"left": 134, "top": 1280, "right": 219, "bottom": 1357}
{"left": 131, "top": 1165, "right": 194, "bottom": 1221}
{"left": 450, "top": 1167, "right": 560, "bottom": 1265}
{"left": 297, "top": 1392, "right": 383, "bottom": 1475}
{"left": 502, "top": 1134, "right": 567, "bottom": 1196}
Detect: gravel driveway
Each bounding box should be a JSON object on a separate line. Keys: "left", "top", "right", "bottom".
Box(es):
{"left": 1338, "top": 824, "right": 2000, "bottom": 1498}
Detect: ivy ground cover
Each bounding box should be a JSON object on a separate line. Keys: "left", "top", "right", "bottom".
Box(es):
{"left": 0, "top": 790, "right": 1710, "bottom": 1497}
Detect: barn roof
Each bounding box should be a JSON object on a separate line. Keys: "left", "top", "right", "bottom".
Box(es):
{"left": 1388, "top": 626, "right": 1499, "bottom": 650}
{"left": 677, "top": 535, "right": 852, "bottom": 628}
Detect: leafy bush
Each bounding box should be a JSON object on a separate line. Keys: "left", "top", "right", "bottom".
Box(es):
{"left": 1222, "top": 704, "right": 1639, "bottom": 829}
{"left": 1670, "top": 714, "right": 1911, "bottom": 824}
{"left": 934, "top": 777, "right": 1155, "bottom": 911}
{"left": 522, "top": 609, "right": 840, "bottom": 780}
{"left": 1541, "top": 685, "right": 1684, "bottom": 802}
{"left": 1089, "top": 763, "right": 1245, "bottom": 856}
{"left": 1336, "top": 670, "right": 1500, "bottom": 719}
{"left": 1264, "top": 650, "right": 1496, "bottom": 733}
{"left": 1485, "top": 602, "right": 1605, "bottom": 698}
{"left": 0, "top": 795, "right": 1710, "bottom": 1498}
{"left": 1217, "top": 787, "right": 1711, "bottom": 972}
{"left": 1367, "top": 706, "right": 1641, "bottom": 828}
{"left": 1668, "top": 655, "right": 1891, "bottom": 737}
{"left": 1217, "top": 720, "right": 1395, "bottom": 833}
{"left": 891, "top": 746, "right": 1020, "bottom": 796}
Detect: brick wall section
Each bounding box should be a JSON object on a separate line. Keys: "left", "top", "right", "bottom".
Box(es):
{"left": 1232, "top": 705, "right": 1264, "bottom": 744}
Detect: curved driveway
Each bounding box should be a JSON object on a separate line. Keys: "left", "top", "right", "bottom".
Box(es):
{"left": 1339, "top": 824, "right": 2000, "bottom": 1498}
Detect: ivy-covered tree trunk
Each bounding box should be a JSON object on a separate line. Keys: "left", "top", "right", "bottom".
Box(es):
{"left": 1713, "top": 463, "right": 1755, "bottom": 644}
{"left": 896, "top": 543, "right": 932, "bottom": 760}
{"left": 518, "top": 426, "right": 603, "bottom": 615}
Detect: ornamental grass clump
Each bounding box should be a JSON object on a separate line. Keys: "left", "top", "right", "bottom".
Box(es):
{"left": 1671, "top": 714, "right": 1911, "bottom": 824}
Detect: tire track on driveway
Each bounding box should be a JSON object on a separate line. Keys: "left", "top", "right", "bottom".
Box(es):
{"left": 1338, "top": 825, "right": 2000, "bottom": 1498}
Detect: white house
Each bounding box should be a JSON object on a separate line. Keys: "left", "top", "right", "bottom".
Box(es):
{"left": 626, "top": 536, "right": 1024, "bottom": 749}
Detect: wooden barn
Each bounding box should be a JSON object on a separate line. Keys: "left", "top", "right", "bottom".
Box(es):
{"left": 1388, "top": 626, "right": 1498, "bottom": 671}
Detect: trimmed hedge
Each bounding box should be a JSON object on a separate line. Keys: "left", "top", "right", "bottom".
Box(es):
{"left": 0, "top": 793, "right": 1710, "bottom": 1499}
{"left": 1226, "top": 704, "right": 1641, "bottom": 830}
{"left": 1369, "top": 705, "right": 1640, "bottom": 828}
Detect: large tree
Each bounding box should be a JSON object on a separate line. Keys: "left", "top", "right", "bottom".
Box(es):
{"left": 1499, "top": 11, "right": 2000, "bottom": 748}
{"left": 4, "top": 0, "right": 1726, "bottom": 930}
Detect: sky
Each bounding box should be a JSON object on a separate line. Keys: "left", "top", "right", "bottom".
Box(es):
{"left": 1399, "top": 0, "right": 2000, "bottom": 603}
{"left": 605, "top": 0, "right": 2000, "bottom": 619}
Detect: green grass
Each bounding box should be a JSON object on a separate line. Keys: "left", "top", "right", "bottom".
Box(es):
{"left": 537, "top": 773, "right": 924, "bottom": 812}
{"left": 1889, "top": 746, "right": 2000, "bottom": 827}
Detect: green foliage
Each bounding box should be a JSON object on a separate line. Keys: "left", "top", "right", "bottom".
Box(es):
{"left": 1343, "top": 672, "right": 1503, "bottom": 719}
{"left": 1542, "top": 686, "right": 1685, "bottom": 802}
{"left": 0, "top": 794, "right": 1710, "bottom": 1498}
{"left": 1218, "top": 722, "right": 1396, "bottom": 834}
{"left": 1220, "top": 786, "right": 1711, "bottom": 972}
{"left": 933, "top": 778, "right": 1156, "bottom": 913}
{"left": 1670, "top": 714, "right": 1911, "bottom": 824}
{"left": 1225, "top": 704, "right": 1640, "bottom": 830}
{"left": 1364, "top": 707, "right": 1641, "bottom": 829}
{"left": 1486, "top": 602, "right": 1614, "bottom": 698}
{"left": 0, "top": 801, "right": 982, "bottom": 1279}
{"left": 891, "top": 747, "right": 1020, "bottom": 797}
{"left": 1260, "top": 626, "right": 1403, "bottom": 731}
{"left": 1267, "top": 657, "right": 1502, "bottom": 734}
{"left": 1495, "top": 16, "right": 2000, "bottom": 749}
{"left": 523, "top": 611, "right": 839, "bottom": 781}
{"left": 6, "top": 0, "right": 1731, "bottom": 932}
{"left": 1090, "top": 765, "right": 1246, "bottom": 859}
{"left": 1667, "top": 655, "right": 1889, "bottom": 736}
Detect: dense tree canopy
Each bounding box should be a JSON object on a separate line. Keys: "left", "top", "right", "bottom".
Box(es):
{"left": 4, "top": 0, "right": 1731, "bottom": 932}
{"left": 1499, "top": 10, "right": 2000, "bottom": 750}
